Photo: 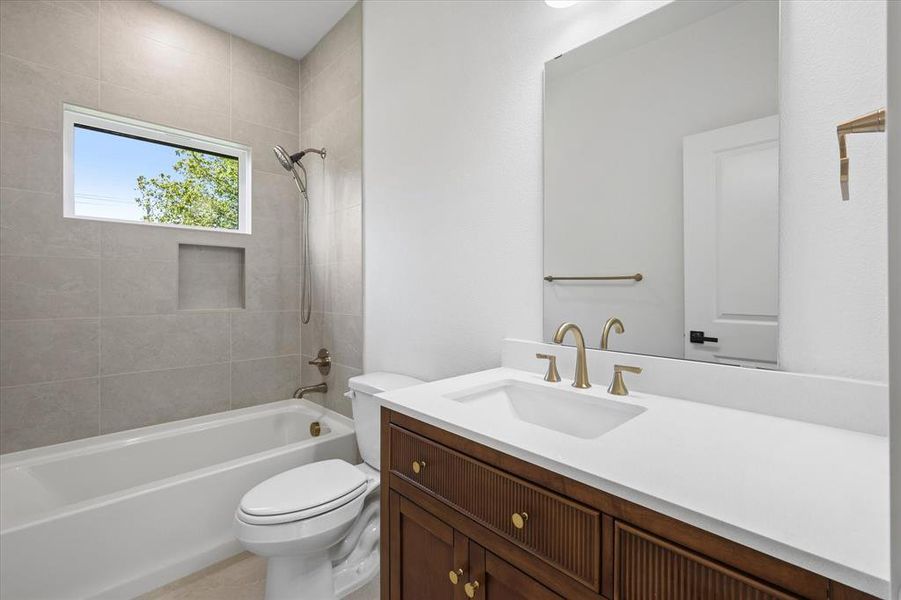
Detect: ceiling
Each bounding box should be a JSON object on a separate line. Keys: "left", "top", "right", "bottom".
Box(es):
{"left": 154, "top": 0, "right": 356, "bottom": 60}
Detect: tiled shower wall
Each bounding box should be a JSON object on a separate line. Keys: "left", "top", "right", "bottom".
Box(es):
{"left": 0, "top": 1, "right": 305, "bottom": 452}
{"left": 299, "top": 4, "right": 363, "bottom": 417}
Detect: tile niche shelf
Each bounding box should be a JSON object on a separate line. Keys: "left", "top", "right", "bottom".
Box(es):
{"left": 177, "top": 244, "right": 246, "bottom": 310}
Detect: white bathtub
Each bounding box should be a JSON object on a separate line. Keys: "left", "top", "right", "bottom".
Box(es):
{"left": 0, "top": 399, "right": 358, "bottom": 600}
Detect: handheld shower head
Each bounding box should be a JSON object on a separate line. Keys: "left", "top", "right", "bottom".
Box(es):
{"left": 271, "top": 145, "right": 326, "bottom": 327}
{"left": 273, "top": 145, "right": 295, "bottom": 171}
{"left": 273, "top": 145, "right": 327, "bottom": 171}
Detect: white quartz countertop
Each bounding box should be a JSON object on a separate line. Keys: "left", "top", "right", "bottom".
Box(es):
{"left": 378, "top": 367, "right": 890, "bottom": 598}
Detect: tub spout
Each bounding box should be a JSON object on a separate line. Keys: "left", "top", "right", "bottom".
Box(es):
{"left": 294, "top": 383, "right": 327, "bottom": 399}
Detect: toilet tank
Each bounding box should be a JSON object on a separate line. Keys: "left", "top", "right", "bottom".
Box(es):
{"left": 347, "top": 373, "right": 424, "bottom": 470}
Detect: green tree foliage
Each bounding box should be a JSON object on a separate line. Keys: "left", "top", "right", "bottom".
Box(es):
{"left": 135, "top": 149, "right": 239, "bottom": 229}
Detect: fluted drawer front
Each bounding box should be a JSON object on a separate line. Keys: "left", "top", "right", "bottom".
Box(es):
{"left": 389, "top": 425, "right": 600, "bottom": 591}
{"left": 615, "top": 522, "right": 800, "bottom": 600}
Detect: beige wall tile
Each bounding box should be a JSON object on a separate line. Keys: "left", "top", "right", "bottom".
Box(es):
{"left": 99, "top": 0, "right": 229, "bottom": 62}
{"left": 329, "top": 204, "right": 361, "bottom": 264}
{"left": 231, "top": 69, "right": 299, "bottom": 133}
{"left": 301, "top": 311, "right": 326, "bottom": 357}
{"left": 302, "top": 41, "right": 361, "bottom": 127}
{"left": 230, "top": 355, "right": 299, "bottom": 409}
{"left": 100, "top": 363, "right": 229, "bottom": 433}
{"left": 101, "top": 259, "right": 178, "bottom": 316}
{"left": 100, "top": 222, "right": 246, "bottom": 261}
{"left": 328, "top": 260, "right": 362, "bottom": 316}
{"left": 247, "top": 217, "right": 301, "bottom": 267}
{"left": 0, "top": 54, "right": 99, "bottom": 131}
{"left": 243, "top": 261, "right": 300, "bottom": 312}
{"left": 325, "top": 156, "right": 362, "bottom": 213}
{"left": 300, "top": 2, "right": 361, "bottom": 83}
{"left": 0, "top": 122, "right": 61, "bottom": 194}
{"left": 0, "top": 0, "right": 99, "bottom": 78}
{"left": 178, "top": 244, "right": 245, "bottom": 310}
{"left": 0, "top": 319, "right": 99, "bottom": 386}
{"left": 0, "top": 378, "right": 99, "bottom": 453}
{"left": 251, "top": 171, "right": 300, "bottom": 224}
{"left": 230, "top": 119, "right": 300, "bottom": 176}
{"left": 178, "top": 261, "right": 245, "bottom": 310}
{"left": 314, "top": 95, "right": 361, "bottom": 164}
{"left": 100, "top": 312, "right": 229, "bottom": 375}
{"left": 231, "top": 35, "right": 299, "bottom": 89}
{"left": 0, "top": 189, "right": 100, "bottom": 258}
{"left": 99, "top": 83, "right": 229, "bottom": 139}
{"left": 330, "top": 313, "right": 363, "bottom": 369}
{"left": 231, "top": 310, "right": 300, "bottom": 361}
{"left": 0, "top": 256, "right": 100, "bottom": 320}
{"left": 100, "top": 26, "right": 229, "bottom": 114}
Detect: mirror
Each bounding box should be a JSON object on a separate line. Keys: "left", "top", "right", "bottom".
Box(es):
{"left": 543, "top": 0, "right": 779, "bottom": 368}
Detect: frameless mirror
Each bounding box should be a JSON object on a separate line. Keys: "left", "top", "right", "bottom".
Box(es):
{"left": 543, "top": 0, "right": 779, "bottom": 368}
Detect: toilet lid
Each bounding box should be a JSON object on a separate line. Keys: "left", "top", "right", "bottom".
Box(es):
{"left": 240, "top": 459, "right": 368, "bottom": 518}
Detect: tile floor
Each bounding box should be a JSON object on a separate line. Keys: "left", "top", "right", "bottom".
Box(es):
{"left": 140, "top": 552, "right": 379, "bottom": 600}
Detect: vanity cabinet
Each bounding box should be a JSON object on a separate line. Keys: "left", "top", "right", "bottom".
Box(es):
{"left": 381, "top": 409, "right": 880, "bottom": 600}
{"left": 388, "top": 490, "right": 560, "bottom": 600}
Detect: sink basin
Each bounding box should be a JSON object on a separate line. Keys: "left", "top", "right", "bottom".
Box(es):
{"left": 444, "top": 380, "right": 645, "bottom": 439}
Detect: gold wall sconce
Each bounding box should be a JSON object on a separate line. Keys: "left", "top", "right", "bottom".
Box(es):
{"left": 837, "top": 108, "right": 886, "bottom": 201}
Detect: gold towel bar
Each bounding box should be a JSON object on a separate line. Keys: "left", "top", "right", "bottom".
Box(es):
{"left": 837, "top": 108, "right": 886, "bottom": 201}
{"left": 544, "top": 273, "right": 643, "bottom": 282}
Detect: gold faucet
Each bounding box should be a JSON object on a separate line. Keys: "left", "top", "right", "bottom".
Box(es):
{"left": 552, "top": 322, "right": 591, "bottom": 389}
{"left": 608, "top": 364, "right": 642, "bottom": 396}
{"left": 600, "top": 317, "right": 624, "bottom": 350}
{"left": 535, "top": 353, "right": 561, "bottom": 382}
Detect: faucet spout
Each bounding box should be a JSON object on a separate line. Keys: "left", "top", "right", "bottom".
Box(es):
{"left": 552, "top": 322, "right": 591, "bottom": 389}
{"left": 294, "top": 382, "right": 328, "bottom": 399}
{"left": 600, "top": 317, "right": 625, "bottom": 350}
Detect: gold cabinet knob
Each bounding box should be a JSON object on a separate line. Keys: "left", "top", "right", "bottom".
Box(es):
{"left": 464, "top": 580, "right": 480, "bottom": 598}
{"left": 511, "top": 512, "right": 529, "bottom": 529}
{"left": 448, "top": 568, "right": 464, "bottom": 585}
{"left": 411, "top": 460, "right": 426, "bottom": 474}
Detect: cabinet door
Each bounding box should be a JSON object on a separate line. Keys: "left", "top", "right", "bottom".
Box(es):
{"left": 467, "top": 540, "right": 563, "bottom": 600}
{"left": 614, "top": 522, "right": 799, "bottom": 600}
{"left": 388, "top": 491, "right": 469, "bottom": 600}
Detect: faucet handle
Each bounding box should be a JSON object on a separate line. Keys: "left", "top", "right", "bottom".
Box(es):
{"left": 535, "top": 353, "right": 561, "bottom": 383}
{"left": 609, "top": 364, "right": 642, "bottom": 396}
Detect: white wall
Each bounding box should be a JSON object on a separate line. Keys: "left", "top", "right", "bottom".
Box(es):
{"left": 364, "top": 0, "right": 889, "bottom": 384}
{"left": 888, "top": 1, "right": 899, "bottom": 595}
{"left": 363, "top": 0, "right": 668, "bottom": 380}
{"left": 544, "top": 1, "right": 777, "bottom": 358}
{"left": 779, "top": 0, "right": 888, "bottom": 382}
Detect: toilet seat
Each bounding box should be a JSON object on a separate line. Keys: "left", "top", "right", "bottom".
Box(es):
{"left": 238, "top": 459, "right": 369, "bottom": 525}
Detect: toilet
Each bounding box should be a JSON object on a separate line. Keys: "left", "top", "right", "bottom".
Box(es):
{"left": 234, "top": 373, "right": 423, "bottom": 600}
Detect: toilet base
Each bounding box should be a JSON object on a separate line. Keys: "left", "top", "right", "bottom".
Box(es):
{"left": 265, "top": 555, "right": 334, "bottom": 600}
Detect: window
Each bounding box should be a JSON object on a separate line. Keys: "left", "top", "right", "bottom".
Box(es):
{"left": 63, "top": 105, "right": 251, "bottom": 233}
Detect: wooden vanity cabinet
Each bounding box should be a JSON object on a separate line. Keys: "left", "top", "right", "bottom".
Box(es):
{"left": 387, "top": 491, "right": 561, "bottom": 600}
{"left": 381, "top": 409, "right": 879, "bottom": 600}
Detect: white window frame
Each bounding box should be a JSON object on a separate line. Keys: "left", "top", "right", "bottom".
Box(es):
{"left": 63, "top": 104, "right": 252, "bottom": 234}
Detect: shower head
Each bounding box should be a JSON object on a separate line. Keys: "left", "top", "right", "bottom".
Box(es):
{"left": 272, "top": 145, "right": 327, "bottom": 171}
{"left": 273, "top": 145, "right": 296, "bottom": 171}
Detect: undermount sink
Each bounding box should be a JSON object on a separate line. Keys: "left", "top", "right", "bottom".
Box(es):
{"left": 444, "top": 380, "right": 645, "bottom": 439}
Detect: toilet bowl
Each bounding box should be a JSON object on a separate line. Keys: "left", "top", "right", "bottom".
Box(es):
{"left": 234, "top": 373, "right": 423, "bottom": 600}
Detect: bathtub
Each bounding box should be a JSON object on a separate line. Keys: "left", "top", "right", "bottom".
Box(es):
{"left": 0, "top": 399, "right": 358, "bottom": 599}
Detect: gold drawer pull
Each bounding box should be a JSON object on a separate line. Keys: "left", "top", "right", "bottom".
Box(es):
{"left": 464, "top": 580, "right": 480, "bottom": 598}
{"left": 411, "top": 460, "right": 426, "bottom": 474}
{"left": 511, "top": 512, "right": 529, "bottom": 529}
{"left": 448, "top": 568, "right": 464, "bottom": 585}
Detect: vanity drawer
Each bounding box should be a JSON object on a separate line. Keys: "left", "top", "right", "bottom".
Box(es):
{"left": 388, "top": 424, "right": 601, "bottom": 591}
{"left": 614, "top": 522, "right": 800, "bottom": 600}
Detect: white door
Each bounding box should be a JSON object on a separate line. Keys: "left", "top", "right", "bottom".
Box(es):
{"left": 683, "top": 115, "right": 779, "bottom": 366}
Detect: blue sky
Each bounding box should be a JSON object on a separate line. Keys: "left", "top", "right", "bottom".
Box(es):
{"left": 73, "top": 127, "right": 183, "bottom": 221}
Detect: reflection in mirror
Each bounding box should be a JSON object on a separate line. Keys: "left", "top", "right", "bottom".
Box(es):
{"left": 543, "top": 0, "right": 779, "bottom": 368}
